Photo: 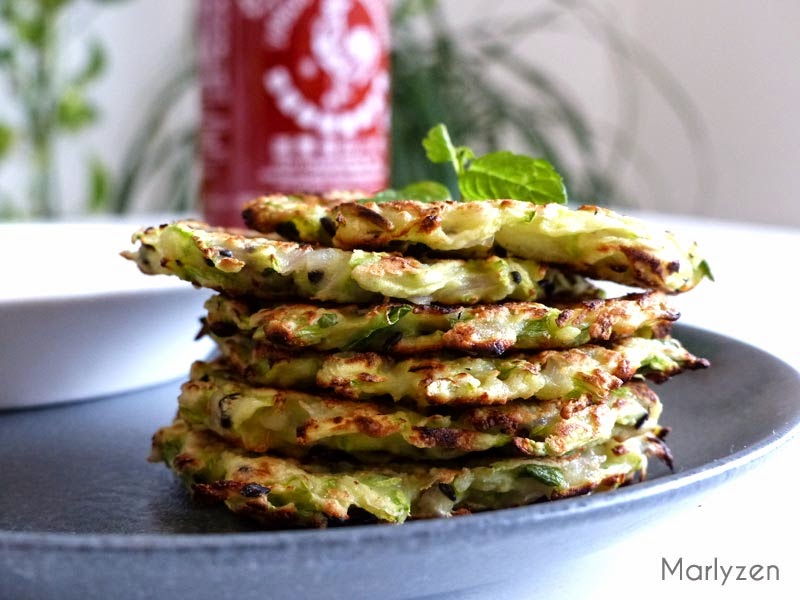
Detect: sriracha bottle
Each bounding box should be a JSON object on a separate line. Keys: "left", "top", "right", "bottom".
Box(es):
{"left": 198, "top": 0, "right": 390, "bottom": 227}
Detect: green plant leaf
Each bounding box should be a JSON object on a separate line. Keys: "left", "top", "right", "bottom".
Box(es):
{"left": 459, "top": 151, "right": 567, "bottom": 203}
{"left": 56, "top": 88, "right": 97, "bottom": 130}
{"left": 422, "top": 123, "right": 470, "bottom": 175}
{"left": 392, "top": 0, "right": 440, "bottom": 23}
{"left": 87, "top": 156, "right": 110, "bottom": 212}
{"left": 0, "top": 123, "right": 15, "bottom": 159}
{"left": 419, "top": 124, "right": 567, "bottom": 203}
{"left": 73, "top": 40, "right": 106, "bottom": 86}
{"left": 422, "top": 123, "right": 457, "bottom": 164}
{"left": 0, "top": 47, "right": 14, "bottom": 65}
{"left": 13, "top": 16, "right": 48, "bottom": 47}
{"left": 42, "top": 0, "right": 72, "bottom": 11}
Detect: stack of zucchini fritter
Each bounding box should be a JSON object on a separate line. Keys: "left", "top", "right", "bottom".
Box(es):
{"left": 125, "top": 197, "right": 710, "bottom": 527}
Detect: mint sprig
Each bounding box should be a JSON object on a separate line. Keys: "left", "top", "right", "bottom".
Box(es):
{"left": 421, "top": 123, "right": 475, "bottom": 177}
{"left": 364, "top": 123, "right": 567, "bottom": 204}
{"left": 423, "top": 124, "right": 567, "bottom": 204}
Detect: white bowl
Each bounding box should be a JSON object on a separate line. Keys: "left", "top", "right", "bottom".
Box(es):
{"left": 0, "top": 220, "right": 213, "bottom": 409}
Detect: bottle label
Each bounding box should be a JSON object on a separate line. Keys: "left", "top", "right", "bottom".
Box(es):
{"left": 200, "top": 0, "right": 390, "bottom": 226}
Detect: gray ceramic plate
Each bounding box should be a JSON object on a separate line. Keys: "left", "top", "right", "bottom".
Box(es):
{"left": 1, "top": 326, "right": 799, "bottom": 600}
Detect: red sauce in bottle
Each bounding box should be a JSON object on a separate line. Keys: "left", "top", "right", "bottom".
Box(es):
{"left": 198, "top": 0, "right": 390, "bottom": 226}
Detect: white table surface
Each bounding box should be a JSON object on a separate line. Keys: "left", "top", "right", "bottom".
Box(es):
{"left": 549, "top": 214, "right": 800, "bottom": 600}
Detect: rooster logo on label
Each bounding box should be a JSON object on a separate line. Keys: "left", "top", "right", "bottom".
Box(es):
{"left": 260, "top": 0, "right": 388, "bottom": 137}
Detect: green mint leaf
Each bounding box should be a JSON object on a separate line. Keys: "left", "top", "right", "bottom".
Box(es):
{"left": 522, "top": 464, "right": 567, "bottom": 488}
{"left": 422, "top": 123, "right": 469, "bottom": 175}
{"left": 422, "top": 123, "right": 456, "bottom": 164}
{"left": 419, "top": 124, "right": 567, "bottom": 204}
{"left": 459, "top": 151, "right": 567, "bottom": 204}
{"left": 455, "top": 146, "right": 475, "bottom": 171}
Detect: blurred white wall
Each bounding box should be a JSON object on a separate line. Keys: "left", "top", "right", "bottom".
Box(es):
{"left": 449, "top": 0, "right": 800, "bottom": 227}
{"left": 625, "top": 0, "right": 800, "bottom": 226}
{"left": 2, "top": 0, "right": 798, "bottom": 227}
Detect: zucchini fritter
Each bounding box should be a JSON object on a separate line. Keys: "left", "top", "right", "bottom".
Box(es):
{"left": 242, "top": 195, "right": 711, "bottom": 293}
{"left": 203, "top": 291, "right": 678, "bottom": 356}
{"left": 151, "top": 418, "right": 671, "bottom": 527}
{"left": 122, "top": 220, "right": 600, "bottom": 305}
{"left": 178, "top": 361, "right": 663, "bottom": 460}
{"left": 212, "top": 335, "right": 708, "bottom": 407}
